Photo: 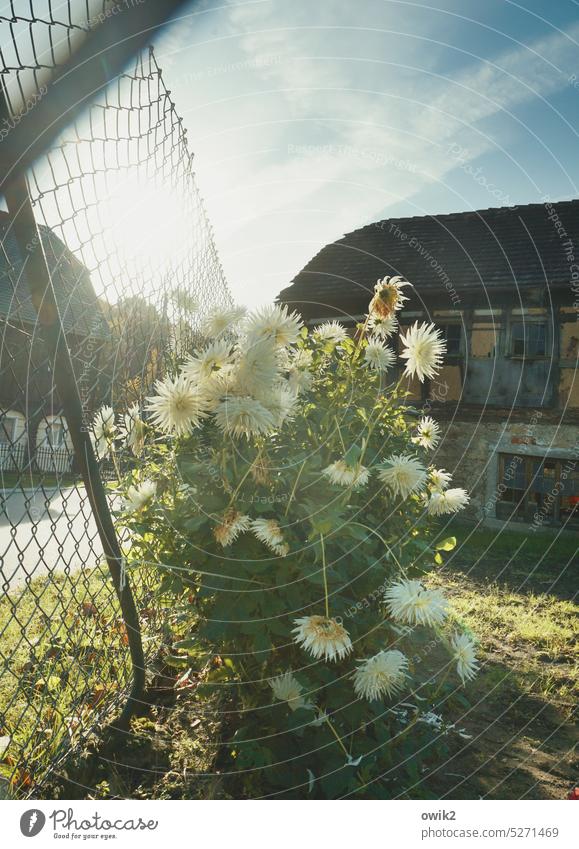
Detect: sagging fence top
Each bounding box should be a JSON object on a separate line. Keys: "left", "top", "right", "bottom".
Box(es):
{"left": 0, "top": 0, "right": 231, "bottom": 797}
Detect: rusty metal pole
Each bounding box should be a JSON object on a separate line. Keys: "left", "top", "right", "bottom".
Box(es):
{"left": 0, "top": 82, "right": 146, "bottom": 730}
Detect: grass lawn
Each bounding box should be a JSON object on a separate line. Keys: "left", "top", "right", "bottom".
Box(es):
{"left": 424, "top": 521, "right": 578, "bottom": 799}
{"left": 0, "top": 565, "right": 146, "bottom": 797}
{"left": 40, "top": 521, "right": 577, "bottom": 801}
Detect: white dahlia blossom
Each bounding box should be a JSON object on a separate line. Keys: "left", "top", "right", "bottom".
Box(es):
{"left": 369, "top": 276, "right": 410, "bottom": 319}
{"left": 234, "top": 337, "right": 280, "bottom": 398}
{"left": 251, "top": 518, "right": 289, "bottom": 556}
{"left": 427, "top": 488, "right": 470, "bottom": 515}
{"left": 244, "top": 304, "right": 303, "bottom": 348}
{"left": 364, "top": 338, "right": 396, "bottom": 372}
{"left": 429, "top": 467, "right": 453, "bottom": 491}
{"left": 182, "top": 339, "right": 233, "bottom": 382}
{"left": 269, "top": 672, "right": 312, "bottom": 711}
{"left": 368, "top": 313, "right": 398, "bottom": 338}
{"left": 201, "top": 305, "right": 246, "bottom": 338}
{"left": 412, "top": 416, "right": 441, "bottom": 450}
{"left": 214, "top": 396, "right": 275, "bottom": 440}
{"left": 122, "top": 403, "right": 145, "bottom": 456}
{"left": 146, "top": 374, "right": 208, "bottom": 436}
{"left": 92, "top": 405, "right": 117, "bottom": 459}
{"left": 353, "top": 650, "right": 408, "bottom": 701}
{"left": 213, "top": 510, "right": 251, "bottom": 548}
{"left": 322, "top": 459, "right": 370, "bottom": 489}
{"left": 379, "top": 454, "right": 427, "bottom": 499}
{"left": 314, "top": 321, "right": 348, "bottom": 345}
{"left": 384, "top": 579, "right": 448, "bottom": 627}
{"left": 292, "top": 615, "right": 353, "bottom": 662}
{"left": 124, "top": 480, "right": 156, "bottom": 512}
{"left": 400, "top": 321, "right": 446, "bottom": 382}
{"left": 451, "top": 633, "right": 479, "bottom": 683}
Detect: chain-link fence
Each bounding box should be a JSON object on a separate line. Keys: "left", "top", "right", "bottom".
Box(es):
{"left": 0, "top": 0, "right": 231, "bottom": 797}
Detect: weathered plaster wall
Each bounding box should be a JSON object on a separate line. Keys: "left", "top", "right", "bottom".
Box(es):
{"left": 435, "top": 419, "right": 578, "bottom": 523}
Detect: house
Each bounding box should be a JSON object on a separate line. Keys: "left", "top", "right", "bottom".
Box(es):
{"left": 0, "top": 211, "right": 109, "bottom": 474}
{"left": 278, "top": 200, "right": 579, "bottom": 529}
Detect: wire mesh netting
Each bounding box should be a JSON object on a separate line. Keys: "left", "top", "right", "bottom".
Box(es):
{"left": 0, "top": 0, "right": 231, "bottom": 797}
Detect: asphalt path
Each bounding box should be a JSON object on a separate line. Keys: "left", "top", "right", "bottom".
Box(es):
{"left": 0, "top": 485, "right": 106, "bottom": 595}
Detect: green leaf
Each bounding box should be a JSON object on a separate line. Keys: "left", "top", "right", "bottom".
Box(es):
{"left": 342, "top": 443, "right": 361, "bottom": 466}
{"left": 434, "top": 551, "right": 443, "bottom": 565}
{"left": 435, "top": 536, "right": 457, "bottom": 552}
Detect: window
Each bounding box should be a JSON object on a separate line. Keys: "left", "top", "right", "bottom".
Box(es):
{"left": 510, "top": 322, "right": 546, "bottom": 357}
{"left": 47, "top": 421, "right": 65, "bottom": 448}
{"left": 497, "top": 453, "right": 578, "bottom": 526}
{"left": 439, "top": 324, "right": 462, "bottom": 356}
{"left": 0, "top": 416, "right": 17, "bottom": 444}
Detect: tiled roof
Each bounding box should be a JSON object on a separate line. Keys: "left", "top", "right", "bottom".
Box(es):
{"left": 0, "top": 212, "right": 109, "bottom": 338}
{"left": 278, "top": 200, "right": 579, "bottom": 318}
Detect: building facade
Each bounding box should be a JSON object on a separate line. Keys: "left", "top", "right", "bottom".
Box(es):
{"left": 278, "top": 201, "right": 579, "bottom": 530}
{"left": 0, "top": 212, "right": 109, "bottom": 475}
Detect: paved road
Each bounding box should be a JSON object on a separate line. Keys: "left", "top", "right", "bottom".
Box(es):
{"left": 0, "top": 485, "right": 106, "bottom": 595}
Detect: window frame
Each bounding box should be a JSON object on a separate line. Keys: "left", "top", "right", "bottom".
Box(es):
{"left": 0, "top": 415, "right": 17, "bottom": 445}
{"left": 437, "top": 322, "right": 463, "bottom": 358}
{"left": 497, "top": 452, "right": 578, "bottom": 526}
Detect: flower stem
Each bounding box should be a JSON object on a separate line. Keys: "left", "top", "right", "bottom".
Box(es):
{"left": 350, "top": 521, "right": 405, "bottom": 573}
{"left": 325, "top": 716, "right": 349, "bottom": 757}
{"left": 320, "top": 533, "right": 329, "bottom": 617}
{"left": 285, "top": 458, "right": 307, "bottom": 516}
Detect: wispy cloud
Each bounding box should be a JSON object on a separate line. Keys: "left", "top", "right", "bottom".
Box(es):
{"left": 158, "top": 1, "right": 579, "bottom": 305}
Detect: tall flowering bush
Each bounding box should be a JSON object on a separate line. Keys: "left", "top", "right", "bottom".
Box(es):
{"left": 105, "top": 277, "right": 477, "bottom": 798}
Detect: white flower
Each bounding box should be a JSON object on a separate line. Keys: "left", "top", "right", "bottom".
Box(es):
{"left": 451, "top": 633, "right": 479, "bottom": 683}
{"left": 364, "top": 338, "right": 396, "bottom": 372}
{"left": 429, "top": 468, "right": 452, "bottom": 491}
{"left": 292, "top": 615, "right": 353, "bottom": 662}
{"left": 384, "top": 579, "right": 448, "bottom": 627}
{"left": 251, "top": 518, "right": 289, "bottom": 556}
{"left": 235, "top": 337, "right": 280, "bottom": 398}
{"left": 369, "top": 276, "right": 410, "bottom": 319}
{"left": 244, "top": 304, "right": 303, "bottom": 348}
{"left": 322, "top": 459, "right": 370, "bottom": 489}
{"left": 201, "top": 305, "right": 246, "bottom": 338}
{"left": 213, "top": 509, "right": 251, "bottom": 547}
{"left": 214, "top": 396, "right": 275, "bottom": 440}
{"left": 265, "top": 381, "right": 298, "bottom": 427}
{"left": 122, "top": 403, "right": 145, "bottom": 456}
{"left": 368, "top": 313, "right": 398, "bottom": 338}
{"left": 124, "top": 480, "right": 156, "bottom": 512}
{"left": 92, "top": 405, "right": 117, "bottom": 459}
{"left": 291, "top": 348, "right": 314, "bottom": 370}
{"left": 353, "top": 650, "right": 408, "bottom": 700}
{"left": 203, "top": 367, "right": 237, "bottom": 410}
{"left": 146, "top": 374, "right": 209, "bottom": 436}
{"left": 427, "top": 488, "right": 470, "bottom": 515}
{"left": 269, "top": 672, "right": 311, "bottom": 711}
{"left": 400, "top": 321, "right": 446, "bottom": 382}
{"left": 288, "top": 366, "right": 314, "bottom": 395}
{"left": 379, "top": 454, "right": 427, "bottom": 499}
{"left": 182, "top": 339, "right": 233, "bottom": 382}
{"left": 314, "top": 321, "right": 348, "bottom": 344}
{"left": 412, "top": 416, "right": 441, "bottom": 450}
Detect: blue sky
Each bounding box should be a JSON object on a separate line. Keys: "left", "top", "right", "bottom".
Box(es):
{"left": 152, "top": 0, "right": 579, "bottom": 306}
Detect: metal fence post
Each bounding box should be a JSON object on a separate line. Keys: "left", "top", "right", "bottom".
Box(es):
{"left": 0, "top": 84, "right": 146, "bottom": 730}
